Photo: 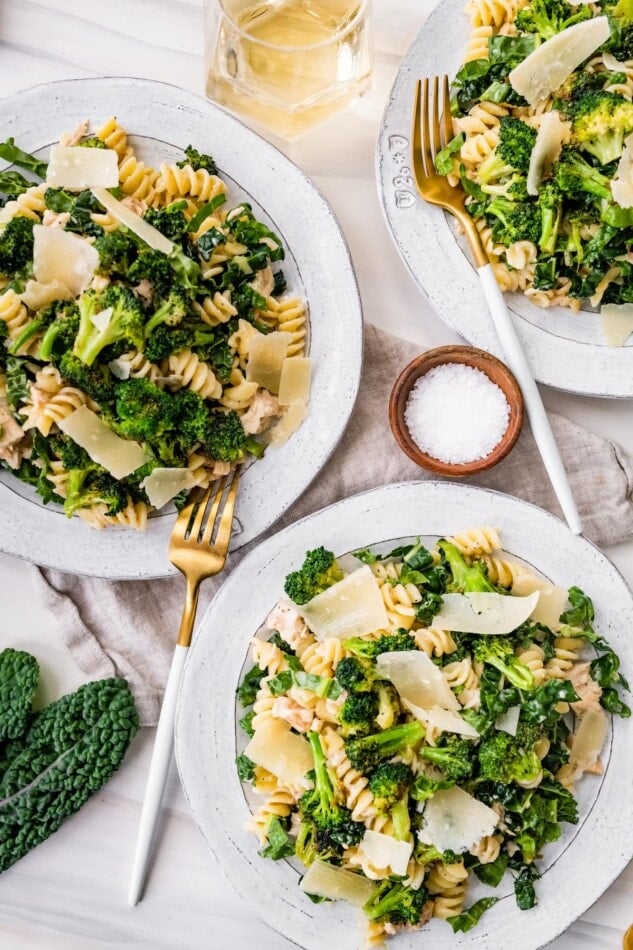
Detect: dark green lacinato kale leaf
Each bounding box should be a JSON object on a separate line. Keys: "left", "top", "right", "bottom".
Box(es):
{"left": 0, "top": 677, "right": 139, "bottom": 872}
{"left": 0, "top": 649, "right": 39, "bottom": 742}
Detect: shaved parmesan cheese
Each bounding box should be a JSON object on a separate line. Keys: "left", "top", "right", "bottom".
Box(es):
{"left": 33, "top": 225, "right": 99, "bottom": 297}
{"left": 263, "top": 400, "right": 308, "bottom": 446}
{"left": 509, "top": 17, "right": 610, "bottom": 105}
{"left": 569, "top": 707, "right": 607, "bottom": 773}
{"left": 246, "top": 332, "right": 292, "bottom": 394}
{"left": 376, "top": 651, "right": 460, "bottom": 712}
{"left": 511, "top": 574, "right": 568, "bottom": 629}
{"left": 244, "top": 718, "right": 313, "bottom": 790}
{"left": 357, "top": 830, "right": 413, "bottom": 878}
{"left": 297, "top": 566, "right": 389, "bottom": 641}
{"left": 21, "top": 279, "right": 73, "bottom": 310}
{"left": 299, "top": 860, "right": 377, "bottom": 906}
{"left": 600, "top": 303, "right": 633, "bottom": 347}
{"left": 278, "top": 357, "right": 311, "bottom": 406}
{"left": 108, "top": 357, "right": 132, "bottom": 380}
{"left": 58, "top": 405, "right": 148, "bottom": 479}
{"left": 91, "top": 306, "right": 113, "bottom": 332}
{"left": 611, "top": 135, "right": 633, "bottom": 208}
{"left": 421, "top": 786, "right": 499, "bottom": 853}
{"left": 140, "top": 467, "right": 194, "bottom": 510}
{"left": 47, "top": 145, "right": 119, "bottom": 191}
{"left": 495, "top": 705, "right": 521, "bottom": 736}
{"left": 404, "top": 700, "right": 479, "bottom": 737}
{"left": 433, "top": 591, "right": 539, "bottom": 635}
{"left": 527, "top": 111, "right": 569, "bottom": 195}
{"left": 91, "top": 187, "right": 174, "bottom": 255}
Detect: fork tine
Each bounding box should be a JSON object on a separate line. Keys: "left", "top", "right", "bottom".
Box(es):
{"left": 431, "top": 75, "right": 442, "bottom": 160}
{"left": 212, "top": 469, "right": 240, "bottom": 555}
{"left": 188, "top": 480, "right": 220, "bottom": 542}
{"left": 421, "top": 77, "right": 432, "bottom": 173}
{"left": 442, "top": 74, "right": 453, "bottom": 147}
{"left": 201, "top": 474, "right": 229, "bottom": 546}
{"left": 412, "top": 79, "right": 425, "bottom": 177}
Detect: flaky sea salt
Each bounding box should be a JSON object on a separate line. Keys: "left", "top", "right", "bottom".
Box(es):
{"left": 404, "top": 363, "right": 510, "bottom": 464}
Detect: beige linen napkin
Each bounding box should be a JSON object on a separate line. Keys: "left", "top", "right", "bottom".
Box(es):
{"left": 30, "top": 325, "right": 633, "bottom": 725}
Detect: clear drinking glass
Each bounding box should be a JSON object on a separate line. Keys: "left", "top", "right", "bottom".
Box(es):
{"left": 204, "top": 0, "right": 373, "bottom": 140}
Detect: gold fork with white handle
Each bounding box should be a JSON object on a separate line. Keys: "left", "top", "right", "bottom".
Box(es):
{"left": 412, "top": 75, "right": 582, "bottom": 535}
{"left": 128, "top": 470, "right": 240, "bottom": 905}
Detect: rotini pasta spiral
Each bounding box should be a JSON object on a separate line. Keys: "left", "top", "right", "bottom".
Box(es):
{"left": 94, "top": 116, "right": 129, "bottom": 159}
{"left": 168, "top": 349, "right": 223, "bottom": 400}
{"left": 413, "top": 627, "right": 457, "bottom": 657}
{"left": 321, "top": 726, "right": 376, "bottom": 822}
{"left": 155, "top": 163, "right": 228, "bottom": 203}
{"left": 246, "top": 785, "right": 296, "bottom": 845}
{"left": 448, "top": 526, "right": 501, "bottom": 557}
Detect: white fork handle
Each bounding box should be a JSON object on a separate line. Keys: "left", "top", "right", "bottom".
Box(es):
{"left": 478, "top": 264, "right": 582, "bottom": 535}
{"left": 128, "top": 643, "right": 188, "bottom": 906}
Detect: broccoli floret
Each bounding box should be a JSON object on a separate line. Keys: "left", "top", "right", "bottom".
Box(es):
{"left": 283, "top": 547, "right": 344, "bottom": 605}
{"left": 438, "top": 540, "right": 497, "bottom": 593}
{"left": 63, "top": 467, "right": 128, "bottom": 518}
{"left": 7, "top": 297, "right": 61, "bottom": 356}
{"left": 478, "top": 723, "right": 543, "bottom": 785}
{"left": 143, "top": 204, "right": 188, "bottom": 242}
{"left": 203, "top": 409, "right": 261, "bottom": 462}
{"left": 58, "top": 352, "right": 114, "bottom": 404}
{"left": 143, "top": 325, "right": 192, "bottom": 361}
{"left": 342, "top": 630, "right": 416, "bottom": 658}
{"left": 552, "top": 147, "right": 613, "bottom": 205}
{"left": 144, "top": 286, "right": 190, "bottom": 334}
{"left": 538, "top": 182, "right": 564, "bottom": 255}
{"left": 173, "top": 388, "right": 212, "bottom": 447}
{"left": 0, "top": 673, "right": 138, "bottom": 873}
{"left": 94, "top": 229, "right": 139, "bottom": 275}
{"left": 297, "top": 732, "right": 364, "bottom": 863}
{"left": 177, "top": 146, "right": 218, "bottom": 175}
{"left": 73, "top": 286, "right": 144, "bottom": 366}
{"left": 127, "top": 249, "right": 174, "bottom": 300}
{"left": 338, "top": 692, "right": 378, "bottom": 738}
{"left": 473, "top": 637, "right": 536, "bottom": 691}
{"left": 38, "top": 301, "right": 80, "bottom": 361}
{"left": 0, "top": 648, "right": 39, "bottom": 742}
{"left": 363, "top": 880, "right": 429, "bottom": 927}
{"left": 345, "top": 721, "right": 424, "bottom": 774}
{"left": 334, "top": 656, "right": 376, "bottom": 694}
{"left": 0, "top": 216, "right": 34, "bottom": 275}
{"left": 515, "top": 0, "right": 591, "bottom": 39}
{"left": 368, "top": 762, "right": 414, "bottom": 811}
{"left": 48, "top": 434, "right": 91, "bottom": 471}
{"left": 484, "top": 195, "right": 541, "bottom": 247}
{"left": 375, "top": 682, "right": 401, "bottom": 730}
{"left": 478, "top": 117, "right": 537, "bottom": 183}
{"left": 419, "top": 735, "right": 475, "bottom": 782}
{"left": 77, "top": 136, "right": 106, "bottom": 149}
{"left": 569, "top": 90, "right": 633, "bottom": 165}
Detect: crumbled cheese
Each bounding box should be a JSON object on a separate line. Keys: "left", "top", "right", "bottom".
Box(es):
{"left": 421, "top": 786, "right": 499, "bottom": 853}
{"left": 297, "top": 566, "right": 389, "bottom": 641}
{"left": 433, "top": 591, "right": 539, "bottom": 634}
{"left": 404, "top": 364, "right": 510, "bottom": 464}
{"left": 108, "top": 357, "right": 132, "bottom": 380}
{"left": 33, "top": 225, "right": 99, "bottom": 297}
{"left": 46, "top": 145, "right": 119, "bottom": 191}
{"left": 90, "top": 306, "right": 113, "bottom": 332}
{"left": 58, "top": 405, "right": 148, "bottom": 479}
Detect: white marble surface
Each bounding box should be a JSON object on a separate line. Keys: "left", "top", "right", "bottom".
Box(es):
{"left": 0, "top": 1, "right": 632, "bottom": 947}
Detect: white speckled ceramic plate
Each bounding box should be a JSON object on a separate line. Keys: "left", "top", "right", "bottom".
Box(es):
{"left": 376, "top": 0, "right": 633, "bottom": 398}
{"left": 0, "top": 77, "right": 362, "bottom": 578}
{"left": 175, "top": 480, "right": 633, "bottom": 950}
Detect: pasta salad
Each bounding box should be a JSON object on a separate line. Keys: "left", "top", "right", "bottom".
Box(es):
{"left": 440, "top": 0, "right": 633, "bottom": 336}
{"left": 236, "top": 527, "right": 629, "bottom": 946}
{"left": 0, "top": 119, "right": 309, "bottom": 529}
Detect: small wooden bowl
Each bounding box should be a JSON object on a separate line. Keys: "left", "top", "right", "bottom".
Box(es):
{"left": 389, "top": 345, "right": 524, "bottom": 477}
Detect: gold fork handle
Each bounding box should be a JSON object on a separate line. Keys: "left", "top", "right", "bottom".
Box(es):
{"left": 176, "top": 576, "right": 201, "bottom": 648}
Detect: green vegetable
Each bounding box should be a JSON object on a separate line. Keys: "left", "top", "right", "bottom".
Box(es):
{"left": 236, "top": 664, "right": 264, "bottom": 706}
{"left": 345, "top": 721, "right": 424, "bottom": 773}
{"left": 0, "top": 137, "right": 47, "bottom": 178}
{"left": 0, "top": 649, "right": 39, "bottom": 742}
{"left": 410, "top": 774, "right": 455, "bottom": 802}
{"left": 258, "top": 815, "right": 294, "bottom": 860}
{"left": 0, "top": 673, "right": 138, "bottom": 872}
{"left": 439, "top": 539, "right": 498, "bottom": 592}
{"left": 0, "top": 170, "right": 32, "bottom": 197}
{"left": 435, "top": 133, "right": 465, "bottom": 175}
{"left": 177, "top": 145, "right": 218, "bottom": 175}
{"left": 0, "top": 216, "right": 35, "bottom": 275}
{"left": 473, "top": 637, "right": 536, "bottom": 691}
{"left": 418, "top": 734, "right": 475, "bottom": 781}
{"left": 284, "top": 547, "right": 344, "bottom": 605}
{"left": 515, "top": 0, "right": 592, "bottom": 39}
{"left": 236, "top": 753, "right": 255, "bottom": 781}
{"left": 447, "top": 896, "right": 499, "bottom": 933}
{"left": 473, "top": 851, "right": 508, "bottom": 887}
{"left": 74, "top": 286, "right": 145, "bottom": 367}
{"left": 342, "top": 630, "right": 415, "bottom": 658}
{"left": 363, "top": 880, "right": 429, "bottom": 927}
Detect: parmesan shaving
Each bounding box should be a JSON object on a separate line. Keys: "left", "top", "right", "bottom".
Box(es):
{"left": 21, "top": 279, "right": 73, "bottom": 311}
{"left": 299, "top": 860, "right": 377, "bottom": 907}
{"left": 404, "top": 700, "right": 479, "bottom": 737}
{"left": 511, "top": 574, "right": 568, "bottom": 629}
{"left": 375, "top": 651, "right": 460, "bottom": 711}
{"left": 263, "top": 400, "right": 308, "bottom": 446}
{"left": 58, "top": 405, "right": 148, "bottom": 479}
{"left": 33, "top": 225, "right": 99, "bottom": 297}
{"left": 278, "top": 357, "right": 311, "bottom": 407}
{"left": 246, "top": 332, "right": 292, "bottom": 394}
{"left": 495, "top": 705, "right": 521, "bottom": 736}
{"left": 509, "top": 17, "right": 610, "bottom": 105}
{"left": 600, "top": 303, "right": 633, "bottom": 347}
{"left": 108, "top": 358, "right": 132, "bottom": 380}
{"left": 421, "top": 786, "right": 499, "bottom": 853}
{"left": 140, "top": 467, "right": 195, "bottom": 510}
{"left": 527, "top": 111, "right": 569, "bottom": 196}
{"left": 244, "top": 719, "right": 313, "bottom": 790}
{"left": 47, "top": 144, "right": 119, "bottom": 191}
{"left": 357, "top": 830, "right": 413, "bottom": 878}
{"left": 610, "top": 135, "right": 633, "bottom": 208}
{"left": 91, "top": 187, "right": 175, "bottom": 255}
{"left": 433, "top": 591, "right": 540, "bottom": 635}
{"left": 297, "top": 566, "right": 389, "bottom": 641}
{"left": 90, "top": 306, "right": 113, "bottom": 332}
{"left": 569, "top": 707, "right": 608, "bottom": 774}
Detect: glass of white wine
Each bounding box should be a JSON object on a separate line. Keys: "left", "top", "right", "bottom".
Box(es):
{"left": 204, "top": 0, "right": 373, "bottom": 140}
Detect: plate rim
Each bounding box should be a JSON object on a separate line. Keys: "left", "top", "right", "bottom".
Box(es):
{"left": 175, "top": 479, "right": 633, "bottom": 950}
{"left": 0, "top": 75, "right": 364, "bottom": 579}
